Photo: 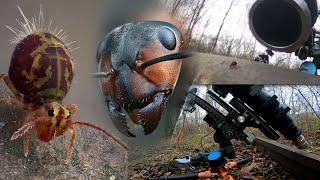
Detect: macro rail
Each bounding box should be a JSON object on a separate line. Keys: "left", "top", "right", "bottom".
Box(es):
{"left": 254, "top": 137, "right": 320, "bottom": 180}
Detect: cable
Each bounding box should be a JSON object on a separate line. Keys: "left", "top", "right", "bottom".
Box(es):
{"left": 176, "top": 111, "right": 187, "bottom": 145}
{"left": 200, "top": 130, "right": 214, "bottom": 152}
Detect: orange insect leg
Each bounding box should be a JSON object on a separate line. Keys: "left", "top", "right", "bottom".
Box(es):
{"left": 66, "top": 126, "right": 76, "bottom": 163}
{"left": 73, "top": 121, "right": 128, "bottom": 150}
{"left": 23, "top": 134, "right": 30, "bottom": 157}
{"left": 11, "top": 115, "right": 37, "bottom": 157}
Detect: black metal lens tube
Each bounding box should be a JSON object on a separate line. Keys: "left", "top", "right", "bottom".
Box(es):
{"left": 249, "top": 0, "right": 318, "bottom": 52}
{"left": 229, "top": 97, "right": 280, "bottom": 140}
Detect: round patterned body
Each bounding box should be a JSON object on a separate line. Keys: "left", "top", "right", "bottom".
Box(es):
{"left": 8, "top": 32, "right": 74, "bottom": 106}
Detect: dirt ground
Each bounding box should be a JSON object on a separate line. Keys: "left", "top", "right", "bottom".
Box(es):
{"left": 0, "top": 82, "right": 128, "bottom": 179}
{"left": 128, "top": 138, "right": 296, "bottom": 180}
{"left": 128, "top": 124, "right": 320, "bottom": 180}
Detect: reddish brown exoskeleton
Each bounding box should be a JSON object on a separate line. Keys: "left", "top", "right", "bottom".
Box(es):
{"left": 0, "top": 6, "right": 127, "bottom": 162}
{"left": 95, "top": 21, "right": 191, "bottom": 137}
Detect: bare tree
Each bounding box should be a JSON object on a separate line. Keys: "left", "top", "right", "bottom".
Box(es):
{"left": 171, "top": 0, "right": 183, "bottom": 15}
{"left": 186, "top": 0, "right": 207, "bottom": 39}
{"left": 291, "top": 86, "right": 320, "bottom": 120}
{"left": 211, "top": 0, "right": 235, "bottom": 51}
{"left": 197, "top": 17, "right": 211, "bottom": 47}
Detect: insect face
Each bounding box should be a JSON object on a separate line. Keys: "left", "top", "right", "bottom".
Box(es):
{"left": 96, "top": 21, "right": 188, "bottom": 137}
{"left": 35, "top": 102, "right": 75, "bottom": 142}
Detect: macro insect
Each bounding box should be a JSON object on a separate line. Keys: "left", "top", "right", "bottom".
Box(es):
{"left": 0, "top": 6, "right": 128, "bottom": 162}
{"left": 94, "top": 21, "right": 191, "bottom": 137}
{"left": 229, "top": 61, "right": 237, "bottom": 70}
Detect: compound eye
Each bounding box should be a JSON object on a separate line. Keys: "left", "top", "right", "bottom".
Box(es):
{"left": 48, "top": 109, "right": 55, "bottom": 117}
{"left": 65, "top": 111, "right": 71, "bottom": 119}
{"left": 157, "top": 27, "right": 177, "bottom": 50}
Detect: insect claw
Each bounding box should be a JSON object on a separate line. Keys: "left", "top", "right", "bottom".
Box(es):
{"left": 65, "top": 159, "right": 71, "bottom": 164}
{"left": 11, "top": 132, "right": 20, "bottom": 141}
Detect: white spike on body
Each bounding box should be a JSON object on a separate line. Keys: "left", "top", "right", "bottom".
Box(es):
{"left": 70, "top": 47, "right": 80, "bottom": 52}
{"left": 5, "top": 5, "right": 78, "bottom": 51}
{"left": 47, "top": 19, "right": 52, "bottom": 32}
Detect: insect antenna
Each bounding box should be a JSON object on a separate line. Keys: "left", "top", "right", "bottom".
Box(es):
{"left": 140, "top": 51, "right": 193, "bottom": 69}
{"left": 72, "top": 121, "right": 128, "bottom": 150}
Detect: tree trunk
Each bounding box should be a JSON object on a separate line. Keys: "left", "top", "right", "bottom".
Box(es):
{"left": 211, "top": 0, "right": 235, "bottom": 52}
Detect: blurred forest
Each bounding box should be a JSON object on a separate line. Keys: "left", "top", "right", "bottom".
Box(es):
{"left": 155, "top": 0, "right": 320, "bottom": 140}
{"left": 129, "top": 85, "right": 320, "bottom": 179}
{"left": 161, "top": 0, "right": 320, "bottom": 69}
{"left": 129, "top": 1, "right": 320, "bottom": 178}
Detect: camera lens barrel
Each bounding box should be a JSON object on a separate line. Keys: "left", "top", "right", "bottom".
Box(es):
{"left": 213, "top": 85, "right": 303, "bottom": 141}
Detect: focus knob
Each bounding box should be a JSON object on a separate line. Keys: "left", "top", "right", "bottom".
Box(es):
{"left": 207, "top": 151, "right": 226, "bottom": 169}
